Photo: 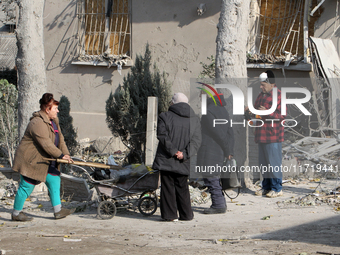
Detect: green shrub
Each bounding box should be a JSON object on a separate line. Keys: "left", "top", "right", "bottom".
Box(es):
{"left": 106, "top": 44, "right": 171, "bottom": 163}
{"left": 58, "top": 95, "right": 78, "bottom": 155}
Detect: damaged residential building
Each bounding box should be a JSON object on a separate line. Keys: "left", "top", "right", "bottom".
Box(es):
{"left": 1, "top": 0, "right": 340, "bottom": 167}
{"left": 246, "top": 0, "right": 340, "bottom": 168}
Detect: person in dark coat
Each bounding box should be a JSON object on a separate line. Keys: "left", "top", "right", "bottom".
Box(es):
{"left": 197, "top": 90, "right": 234, "bottom": 214}
{"left": 152, "top": 92, "right": 201, "bottom": 221}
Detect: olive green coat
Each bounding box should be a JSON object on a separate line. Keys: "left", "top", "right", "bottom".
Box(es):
{"left": 12, "top": 110, "right": 69, "bottom": 182}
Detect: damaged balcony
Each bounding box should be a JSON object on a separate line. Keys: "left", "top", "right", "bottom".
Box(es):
{"left": 246, "top": 0, "right": 323, "bottom": 72}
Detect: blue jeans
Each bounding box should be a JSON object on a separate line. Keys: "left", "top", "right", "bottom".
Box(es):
{"left": 258, "top": 143, "right": 282, "bottom": 192}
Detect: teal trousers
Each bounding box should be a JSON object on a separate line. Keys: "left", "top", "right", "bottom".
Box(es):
{"left": 14, "top": 174, "right": 61, "bottom": 211}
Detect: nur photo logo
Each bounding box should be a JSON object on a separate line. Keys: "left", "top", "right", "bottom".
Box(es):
{"left": 197, "top": 82, "right": 312, "bottom": 128}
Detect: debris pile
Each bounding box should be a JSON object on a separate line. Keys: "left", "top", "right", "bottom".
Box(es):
{"left": 77, "top": 53, "right": 131, "bottom": 68}
{"left": 189, "top": 185, "right": 210, "bottom": 206}
{"left": 277, "top": 188, "right": 340, "bottom": 211}
{"left": 282, "top": 137, "right": 340, "bottom": 182}
{"left": 283, "top": 137, "right": 340, "bottom": 166}
{"left": 0, "top": 179, "right": 17, "bottom": 199}
{"left": 247, "top": 52, "right": 303, "bottom": 65}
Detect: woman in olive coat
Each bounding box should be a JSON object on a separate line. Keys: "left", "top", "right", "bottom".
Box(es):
{"left": 12, "top": 93, "right": 75, "bottom": 221}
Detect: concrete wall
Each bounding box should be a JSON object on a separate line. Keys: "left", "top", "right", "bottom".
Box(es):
{"left": 314, "top": 1, "right": 340, "bottom": 54}
{"left": 43, "top": 0, "right": 220, "bottom": 140}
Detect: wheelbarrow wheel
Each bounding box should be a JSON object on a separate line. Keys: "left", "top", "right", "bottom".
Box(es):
{"left": 140, "top": 191, "right": 159, "bottom": 205}
{"left": 97, "top": 200, "right": 116, "bottom": 219}
{"left": 138, "top": 196, "right": 157, "bottom": 216}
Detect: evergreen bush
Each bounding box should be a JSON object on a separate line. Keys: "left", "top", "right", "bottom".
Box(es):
{"left": 58, "top": 95, "right": 78, "bottom": 155}
{"left": 106, "top": 43, "right": 171, "bottom": 164}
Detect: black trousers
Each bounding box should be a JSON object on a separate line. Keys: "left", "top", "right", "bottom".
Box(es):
{"left": 160, "top": 171, "right": 193, "bottom": 220}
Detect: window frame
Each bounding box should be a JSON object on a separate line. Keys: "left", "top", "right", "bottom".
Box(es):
{"left": 73, "top": 0, "right": 133, "bottom": 67}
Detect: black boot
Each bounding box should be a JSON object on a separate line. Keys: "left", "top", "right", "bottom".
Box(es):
{"left": 203, "top": 207, "right": 226, "bottom": 214}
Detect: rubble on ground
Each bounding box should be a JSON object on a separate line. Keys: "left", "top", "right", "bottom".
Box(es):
{"left": 280, "top": 136, "right": 340, "bottom": 184}
{"left": 278, "top": 135, "right": 340, "bottom": 210}
{"left": 277, "top": 192, "right": 340, "bottom": 211}
{"left": 189, "top": 185, "right": 210, "bottom": 205}
{"left": 278, "top": 179, "right": 340, "bottom": 211}
{"left": 0, "top": 180, "right": 96, "bottom": 215}
{"left": 0, "top": 178, "right": 17, "bottom": 199}
{"left": 282, "top": 137, "right": 340, "bottom": 166}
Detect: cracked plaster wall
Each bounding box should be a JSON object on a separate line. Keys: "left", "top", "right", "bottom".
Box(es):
{"left": 43, "top": 0, "right": 220, "bottom": 139}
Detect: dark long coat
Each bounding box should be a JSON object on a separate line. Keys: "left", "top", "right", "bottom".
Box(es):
{"left": 152, "top": 102, "right": 201, "bottom": 176}
{"left": 196, "top": 95, "right": 234, "bottom": 170}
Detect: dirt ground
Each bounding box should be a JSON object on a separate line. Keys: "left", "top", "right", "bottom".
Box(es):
{"left": 0, "top": 179, "right": 339, "bottom": 255}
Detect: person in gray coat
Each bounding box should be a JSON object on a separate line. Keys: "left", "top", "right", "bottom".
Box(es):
{"left": 152, "top": 93, "right": 201, "bottom": 221}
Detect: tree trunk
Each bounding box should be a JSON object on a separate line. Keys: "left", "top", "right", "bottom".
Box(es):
{"left": 215, "top": 0, "right": 253, "bottom": 188}
{"left": 16, "top": 0, "right": 47, "bottom": 139}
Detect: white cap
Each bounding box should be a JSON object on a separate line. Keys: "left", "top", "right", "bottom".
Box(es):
{"left": 171, "top": 92, "right": 189, "bottom": 104}
{"left": 259, "top": 72, "right": 269, "bottom": 83}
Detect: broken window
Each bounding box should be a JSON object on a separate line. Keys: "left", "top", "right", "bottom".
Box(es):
{"left": 76, "top": 0, "right": 131, "bottom": 67}
{"left": 247, "top": 0, "right": 322, "bottom": 65}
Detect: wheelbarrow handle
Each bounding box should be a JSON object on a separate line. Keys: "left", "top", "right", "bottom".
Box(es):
{"left": 43, "top": 158, "right": 124, "bottom": 170}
